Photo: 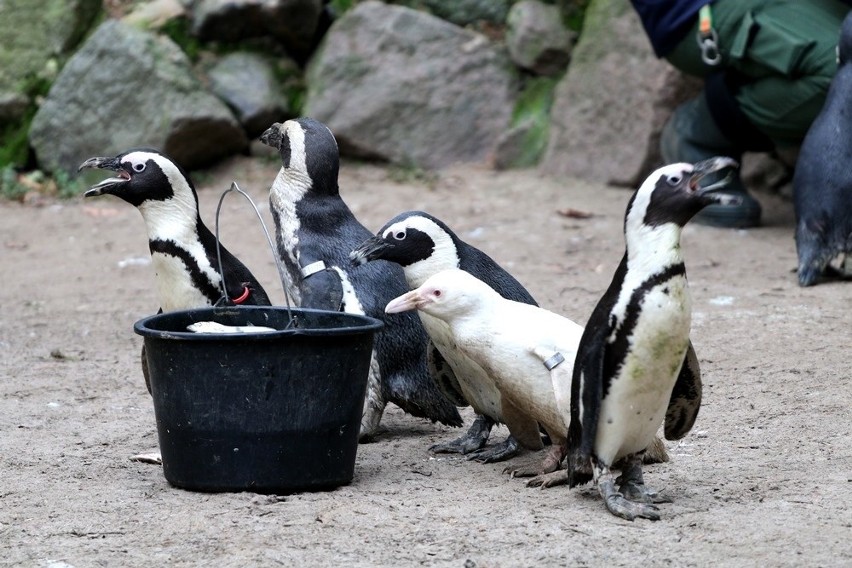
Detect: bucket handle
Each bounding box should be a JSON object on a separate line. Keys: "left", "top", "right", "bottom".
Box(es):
{"left": 213, "top": 182, "right": 297, "bottom": 329}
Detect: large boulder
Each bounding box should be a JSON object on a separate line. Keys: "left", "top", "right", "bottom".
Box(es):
{"left": 506, "top": 0, "right": 573, "bottom": 76}
{"left": 0, "top": 0, "right": 101, "bottom": 125}
{"left": 541, "top": 0, "right": 700, "bottom": 187}
{"left": 29, "top": 19, "right": 247, "bottom": 174}
{"left": 206, "top": 52, "right": 296, "bottom": 138}
{"left": 305, "top": 1, "right": 517, "bottom": 169}
{"left": 189, "top": 0, "right": 323, "bottom": 54}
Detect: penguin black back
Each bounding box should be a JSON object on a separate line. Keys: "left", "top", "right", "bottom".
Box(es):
{"left": 793, "top": 12, "right": 852, "bottom": 286}
{"left": 262, "top": 119, "right": 462, "bottom": 437}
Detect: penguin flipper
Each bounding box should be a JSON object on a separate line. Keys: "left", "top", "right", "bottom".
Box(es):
{"left": 299, "top": 268, "right": 345, "bottom": 311}
{"left": 664, "top": 340, "right": 702, "bottom": 440}
{"left": 427, "top": 341, "right": 468, "bottom": 407}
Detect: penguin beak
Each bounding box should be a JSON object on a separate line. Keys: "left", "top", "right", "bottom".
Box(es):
{"left": 385, "top": 289, "right": 426, "bottom": 314}
{"left": 78, "top": 156, "right": 130, "bottom": 197}
{"left": 350, "top": 236, "right": 393, "bottom": 266}
{"left": 689, "top": 157, "right": 742, "bottom": 206}
{"left": 259, "top": 124, "right": 283, "bottom": 149}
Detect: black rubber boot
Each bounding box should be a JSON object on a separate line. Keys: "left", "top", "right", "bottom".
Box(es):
{"left": 661, "top": 96, "right": 761, "bottom": 228}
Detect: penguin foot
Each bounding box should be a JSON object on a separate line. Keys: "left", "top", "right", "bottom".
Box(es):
{"left": 613, "top": 454, "right": 670, "bottom": 503}
{"left": 604, "top": 491, "right": 661, "bottom": 521}
{"left": 616, "top": 480, "right": 670, "bottom": 504}
{"left": 593, "top": 457, "right": 661, "bottom": 521}
{"left": 502, "top": 443, "right": 562, "bottom": 476}
{"left": 430, "top": 414, "right": 493, "bottom": 455}
{"left": 466, "top": 436, "right": 520, "bottom": 463}
{"left": 525, "top": 470, "right": 568, "bottom": 489}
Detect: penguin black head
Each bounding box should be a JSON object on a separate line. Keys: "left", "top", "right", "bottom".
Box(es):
{"left": 78, "top": 148, "right": 199, "bottom": 210}
{"left": 628, "top": 157, "right": 740, "bottom": 230}
{"left": 350, "top": 211, "right": 460, "bottom": 268}
{"left": 260, "top": 117, "right": 340, "bottom": 195}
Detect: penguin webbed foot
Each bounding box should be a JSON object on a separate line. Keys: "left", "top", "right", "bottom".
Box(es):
{"left": 602, "top": 483, "right": 661, "bottom": 521}
{"left": 466, "top": 435, "right": 521, "bottom": 463}
{"left": 525, "top": 469, "right": 568, "bottom": 489}
{"left": 615, "top": 461, "right": 670, "bottom": 504}
{"left": 503, "top": 442, "right": 563, "bottom": 477}
{"left": 594, "top": 458, "right": 661, "bottom": 521}
{"left": 430, "top": 414, "right": 493, "bottom": 455}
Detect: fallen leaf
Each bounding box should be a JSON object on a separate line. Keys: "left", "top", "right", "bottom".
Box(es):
{"left": 557, "top": 207, "right": 594, "bottom": 219}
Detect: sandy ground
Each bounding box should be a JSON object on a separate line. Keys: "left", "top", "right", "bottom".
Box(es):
{"left": 1, "top": 156, "right": 850, "bottom": 567}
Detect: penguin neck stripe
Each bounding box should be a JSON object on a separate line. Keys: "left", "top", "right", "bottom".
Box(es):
{"left": 604, "top": 262, "right": 687, "bottom": 397}
{"left": 150, "top": 239, "right": 222, "bottom": 304}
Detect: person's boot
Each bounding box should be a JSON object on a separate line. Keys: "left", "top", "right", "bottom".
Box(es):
{"left": 661, "top": 96, "right": 761, "bottom": 228}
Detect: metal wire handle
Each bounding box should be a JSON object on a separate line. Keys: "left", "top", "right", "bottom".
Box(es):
{"left": 213, "top": 181, "right": 297, "bottom": 329}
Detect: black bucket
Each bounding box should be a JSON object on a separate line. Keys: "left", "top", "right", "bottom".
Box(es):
{"left": 133, "top": 306, "right": 382, "bottom": 493}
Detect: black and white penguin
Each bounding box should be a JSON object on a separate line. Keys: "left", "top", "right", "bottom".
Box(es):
{"left": 350, "top": 211, "right": 540, "bottom": 462}
{"left": 566, "top": 157, "right": 738, "bottom": 521}
{"left": 79, "top": 148, "right": 272, "bottom": 394}
{"left": 260, "top": 118, "right": 462, "bottom": 440}
{"left": 794, "top": 12, "right": 852, "bottom": 286}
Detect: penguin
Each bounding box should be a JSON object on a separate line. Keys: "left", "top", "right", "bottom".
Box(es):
{"left": 385, "top": 269, "right": 669, "bottom": 487}
{"left": 349, "top": 211, "right": 541, "bottom": 463}
{"left": 79, "top": 148, "right": 272, "bottom": 395}
{"left": 793, "top": 11, "right": 852, "bottom": 286}
{"left": 259, "top": 118, "right": 462, "bottom": 441}
{"left": 566, "top": 157, "right": 738, "bottom": 521}
{"left": 384, "top": 269, "right": 581, "bottom": 484}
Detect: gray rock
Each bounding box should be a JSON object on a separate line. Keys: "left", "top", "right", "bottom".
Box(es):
{"left": 29, "top": 20, "right": 247, "bottom": 174}
{"left": 0, "top": 0, "right": 101, "bottom": 117}
{"left": 541, "top": 0, "right": 700, "bottom": 187}
{"left": 305, "top": 1, "right": 517, "bottom": 169}
{"left": 506, "top": 0, "right": 573, "bottom": 76}
{"left": 207, "top": 52, "right": 294, "bottom": 138}
{"left": 190, "top": 0, "right": 322, "bottom": 53}
{"left": 417, "top": 0, "right": 511, "bottom": 26}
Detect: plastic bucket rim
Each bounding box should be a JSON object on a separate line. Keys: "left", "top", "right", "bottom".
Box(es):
{"left": 133, "top": 305, "right": 384, "bottom": 341}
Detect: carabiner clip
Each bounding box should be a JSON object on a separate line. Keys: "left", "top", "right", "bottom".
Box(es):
{"left": 697, "top": 29, "right": 722, "bottom": 66}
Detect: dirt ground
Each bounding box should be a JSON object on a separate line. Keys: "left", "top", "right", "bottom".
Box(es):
{"left": 1, "top": 156, "right": 850, "bottom": 567}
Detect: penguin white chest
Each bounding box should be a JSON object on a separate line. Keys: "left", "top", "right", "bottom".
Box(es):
{"left": 151, "top": 252, "right": 215, "bottom": 312}
{"left": 419, "top": 312, "right": 503, "bottom": 419}
{"left": 596, "top": 277, "right": 692, "bottom": 462}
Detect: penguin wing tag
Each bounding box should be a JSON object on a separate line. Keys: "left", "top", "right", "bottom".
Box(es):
{"left": 301, "top": 260, "right": 327, "bottom": 279}
{"left": 543, "top": 352, "right": 565, "bottom": 370}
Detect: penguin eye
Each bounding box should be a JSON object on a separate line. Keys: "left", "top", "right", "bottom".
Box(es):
{"left": 132, "top": 162, "right": 146, "bottom": 173}
{"left": 393, "top": 231, "right": 406, "bottom": 241}
{"left": 667, "top": 175, "right": 682, "bottom": 186}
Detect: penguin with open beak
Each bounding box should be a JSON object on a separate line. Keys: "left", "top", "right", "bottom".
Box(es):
{"left": 566, "top": 157, "right": 739, "bottom": 520}
{"left": 79, "top": 149, "right": 271, "bottom": 394}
